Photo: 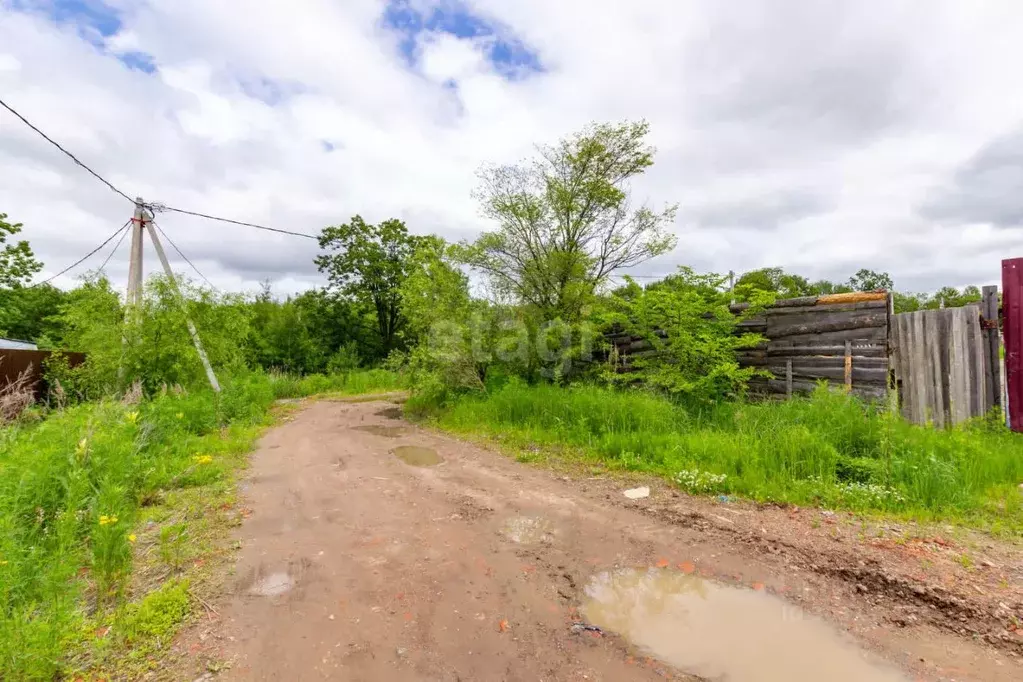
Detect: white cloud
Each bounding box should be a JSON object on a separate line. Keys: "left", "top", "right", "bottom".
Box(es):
{"left": 3, "top": 0, "right": 1023, "bottom": 298}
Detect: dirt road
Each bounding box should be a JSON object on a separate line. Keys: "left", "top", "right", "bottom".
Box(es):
{"left": 176, "top": 399, "right": 1023, "bottom": 681}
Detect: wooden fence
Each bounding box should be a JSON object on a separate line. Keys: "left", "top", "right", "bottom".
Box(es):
{"left": 734, "top": 292, "right": 891, "bottom": 400}
{"left": 0, "top": 349, "right": 86, "bottom": 400}
{"left": 890, "top": 304, "right": 995, "bottom": 427}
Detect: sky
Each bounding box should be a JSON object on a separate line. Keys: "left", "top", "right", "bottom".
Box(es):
{"left": 3, "top": 0, "right": 1023, "bottom": 296}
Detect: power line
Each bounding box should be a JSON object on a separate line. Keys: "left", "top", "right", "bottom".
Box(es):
{"left": 1, "top": 97, "right": 321, "bottom": 241}
{"left": 0, "top": 97, "right": 136, "bottom": 205}
{"left": 30, "top": 221, "right": 131, "bottom": 288}
{"left": 98, "top": 220, "right": 131, "bottom": 272}
{"left": 153, "top": 205, "right": 320, "bottom": 240}
{"left": 153, "top": 221, "right": 217, "bottom": 290}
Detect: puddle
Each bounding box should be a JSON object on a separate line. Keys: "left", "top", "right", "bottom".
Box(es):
{"left": 249, "top": 572, "right": 294, "bottom": 597}
{"left": 392, "top": 445, "right": 442, "bottom": 467}
{"left": 501, "top": 515, "right": 555, "bottom": 544}
{"left": 375, "top": 406, "right": 403, "bottom": 420}
{"left": 581, "top": 568, "right": 907, "bottom": 682}
{"left": 355, "top": 424, "right": 407, "bottom": 437}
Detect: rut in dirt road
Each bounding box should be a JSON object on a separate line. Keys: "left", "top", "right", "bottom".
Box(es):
{"left": 175, "top": 400, "right": 1021, "bottom": 681}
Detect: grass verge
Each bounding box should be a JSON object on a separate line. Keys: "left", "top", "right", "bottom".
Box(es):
{"left": 418, "top": 381, "right": 1023, "bottom": 534}
{"left": 0, "top": 369, "right": 402, "bottom": 680}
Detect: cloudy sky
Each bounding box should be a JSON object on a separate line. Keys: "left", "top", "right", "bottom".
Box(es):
{"left": 3, "top": 0, "right": 1023, "bottom": 296}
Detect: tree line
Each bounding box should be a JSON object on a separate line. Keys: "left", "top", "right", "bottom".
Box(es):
{"left": 0, "top": 120, "right": 992, "bottom": 402}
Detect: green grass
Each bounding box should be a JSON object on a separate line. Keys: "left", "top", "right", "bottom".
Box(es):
{"left": 427, "top": 381, "right": 1023, "bottom": 533}
{"left": 0, "top": 368, "right": 402, "bottom": 680}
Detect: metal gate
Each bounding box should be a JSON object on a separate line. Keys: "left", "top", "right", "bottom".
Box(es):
{"left": 1003, "top": 259, "right": 1023, "bottom": 431}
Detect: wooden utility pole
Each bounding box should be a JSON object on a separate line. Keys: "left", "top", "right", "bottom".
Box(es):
{"left": 121, "top": 198, "right": 221, "bottom": 392}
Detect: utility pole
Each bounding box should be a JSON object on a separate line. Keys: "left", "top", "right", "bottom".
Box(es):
{"left": 126, "top": 198, "right": 146, "bottom": 309}
{"left": 121, "top": 198, "right": 221, "bottom": 392}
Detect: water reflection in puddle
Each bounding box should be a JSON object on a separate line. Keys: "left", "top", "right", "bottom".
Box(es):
{"left": 249, "top": 572, "right": 294, "bottom": 597}
{"left": 501, "top": 516, "right": 555, "bottom": 544}
{"left": 355, "top": 424, "right": 407, "bottom": 437}
{"left": 581, "top": 568, "right": 907, "bottom": 682}
{"left": 392, "top": 445, "right": 442, "bottom": 466}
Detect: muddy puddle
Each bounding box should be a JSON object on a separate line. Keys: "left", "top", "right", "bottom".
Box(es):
{"left": 501, "top": 515, "right": 556, "bottom": 544}
{"left": 355, "top": 424, "right": 407, "bottom": 437}
{"left": 581, "top": 568, "right": 906, "bottom": 682}
{"left": 392, "top": 445, "right": 442, "bottom": 466}
{"left": 375, "top": 406, "right": 403, "bottom": 420}
{"left": 249, "top": 572, "right": 294, "bottom": 597}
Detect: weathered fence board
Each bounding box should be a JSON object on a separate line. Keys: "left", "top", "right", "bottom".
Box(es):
{"left": 890, "top": 305, "right": 991, "bottom": 427}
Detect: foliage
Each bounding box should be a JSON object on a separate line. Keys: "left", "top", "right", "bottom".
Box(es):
{"left": 428, "top": 382, "right": 1023, "bottom": 532}
{"left": 848, "top": 268, "right": 894, "bottom": 292}
{"left": 0, "top": 283, "right": 65, "bottom": 344}
{"left": 51, "top": 274, "right": 250, "bottom": 399}
{"left": 0, "top": 368, "right": 403, "bottom": 679}
{"left": 0, "top": 213, "right": 42, "bottom": 290}
{"left": 458, "top": 121, "right": 678, "bottom": 322}
{"left": 598, "top": 268, "right": 768, "bottom": 402}
{"left": 316, "top": 216, "right": 435, "bottom": 353}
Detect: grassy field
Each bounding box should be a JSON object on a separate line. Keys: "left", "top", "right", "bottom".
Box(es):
{"left": 424, "top": 381, "right": 1023, "bottom": 533}
{"left": 0, "top": 369, "right": 402, "bottom": 680}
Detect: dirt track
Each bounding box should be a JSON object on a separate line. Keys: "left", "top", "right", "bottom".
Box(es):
{"left": 175, "top": 399, "right": 1023, "bottom": 681}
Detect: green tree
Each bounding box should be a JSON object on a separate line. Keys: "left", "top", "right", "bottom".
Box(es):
{"left": 316, "top": 216, "right": 431, "bottom": 354}
{"left": 600, "top": 267, "right": 766, "bottom": 401}
{"left": 0, "top": 283, "right": 65, "bottom": 343}
{"left": 0, "top": 213, "right": 42, "bottom": 289}
{"left": 457, "top": 120, "right": 678, "bottom": 322}
{"left": 848, "top": 269, "right": 894, "bottom": 292}
{"left": 734, "top": 267, "right": 816, "bottom": 299}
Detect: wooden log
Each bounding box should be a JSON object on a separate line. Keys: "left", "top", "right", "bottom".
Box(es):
{"left": 818, "top": 291, "right": 887, "bottom": 304}
{"left": 763, "top": 325, "right": 887, "bottom": 346}
{"left": 767, "top": 309, "right": 887, "bottom": 339}
{"left": 785, "top": 360, "right": 793, "bottom": 397}
{"left": 763, "top": 344, "right": 887, "bottom": 358}
{"left": 766, "top": 365, "right": 889, "bottom": 385}
{"left": 762, "top": 356, "right": 888, "bottom": 369}
{"left": 750, "top": 378, "right": 887, "bottom": 399}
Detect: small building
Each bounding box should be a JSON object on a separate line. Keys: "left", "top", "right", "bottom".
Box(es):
{"left": 0, "top": 338, "right": 39, "bottom": 351}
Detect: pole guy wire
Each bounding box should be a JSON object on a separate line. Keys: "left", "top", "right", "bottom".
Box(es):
{"left": 153, "top": 221, "right": 217, "bottom": 290}
{"left": 30, "top": 221, "right": 131, "bottom": 288}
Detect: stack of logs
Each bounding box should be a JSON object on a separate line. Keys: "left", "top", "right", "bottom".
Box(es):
{"left": 734, "top": 291, "right": 891, "bottom": 399}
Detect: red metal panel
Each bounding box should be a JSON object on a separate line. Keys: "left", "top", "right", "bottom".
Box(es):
{"left": 1003, "top": 259, "right": 1023, "bottom": 431}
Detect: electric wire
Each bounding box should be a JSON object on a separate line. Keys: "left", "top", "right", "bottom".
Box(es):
{"left": 154, "top": 205, "right": 319, "bottom": 240}
{"left": 0, "top": 97, "right": 136, "bottom": 205}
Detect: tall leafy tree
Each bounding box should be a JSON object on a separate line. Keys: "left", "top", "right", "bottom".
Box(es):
{"left": 316, "top": 216, "right": 432, "bottom": 353}
{"left": 848, "top": 268, "right": 894, "bottom": 292}
{"left": 457, "top": 120, "right": 678, "bottom": 322}
{"left": 0, "top": 212, "right": 42, "bottom": 289}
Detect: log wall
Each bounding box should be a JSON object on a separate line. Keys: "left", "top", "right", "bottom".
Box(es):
{"left": 734, "top": 291, "right": 891, "bottom": 400}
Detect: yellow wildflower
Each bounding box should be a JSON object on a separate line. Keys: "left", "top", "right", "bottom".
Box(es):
{"left": 98, "top": 515, "right": 119, "bottom": 526}
{"left": 128, "top": 534, "right": 137, "bottom": 543}
{"left": 0, "top": 560, "right": 8, "bottom": 566}
{"left": 125, "top": 411, "right": 139, "bottom": 424}
{"left": 192, "top": 455, "right": 213, "bottom": 465}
